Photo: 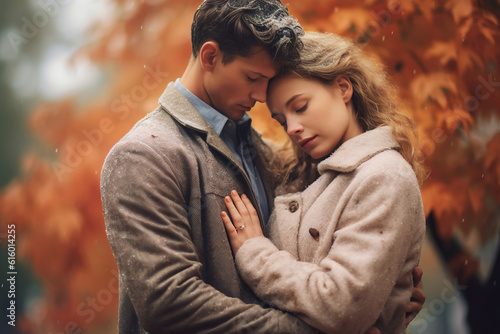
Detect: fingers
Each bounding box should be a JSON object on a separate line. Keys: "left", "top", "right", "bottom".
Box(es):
{"left": 239, "top": 193, "right": 260, "bottom": 225}
{"left": 411, "top": 267, "right": 426, "bottom": 305}
{"left": 230, "top": 190, "right": 249, "bottom": 218}
{"left": 220, "top": 191, "right": 263, "bottom": 254}
{"left": 406, "top": 299, "right": 423, "bottom": 314}
{"left": 221, "top": 211, "right": 237, "bottom": 235}
{"left": 410, "top": 284, "right": 426, "bottom": 304}
{"left": 225, "top": 190, "right": 258, "bottom": 228}
{"left": 220, "top": 211, "right": 243, "bottom": 254}
{"left": 224, "top": 193, "right": 243, "bottom": 226}
{"left": 412, "top": 266, "right": 423, "bottom": 286}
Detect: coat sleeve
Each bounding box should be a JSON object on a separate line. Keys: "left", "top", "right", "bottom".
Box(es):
{"left": 234, "top": 169, "right": 424, "bottom": 334}
{"left": 100, "top": 139, "right": 318, "bottom": 334}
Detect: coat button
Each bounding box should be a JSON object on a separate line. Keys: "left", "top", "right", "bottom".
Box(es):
{"left": 288, "top": 200, "right": 299, "bottom": 213}
{"left": 309, "top": 228, "right": 320, "bottom": 241}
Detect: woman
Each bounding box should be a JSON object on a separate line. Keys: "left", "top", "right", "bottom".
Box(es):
{"left": 221, "top": 32, "right": 427, "bottom": 334}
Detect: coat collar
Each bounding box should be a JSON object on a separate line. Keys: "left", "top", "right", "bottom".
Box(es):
{"left": 159, "top": 82, "right": 214, "bottom": 135}
{"left": 158, "top": 82, "right": 242, "bottom": 162}
{"left": 318, "top": 126, "right": 399, "bottom": 174}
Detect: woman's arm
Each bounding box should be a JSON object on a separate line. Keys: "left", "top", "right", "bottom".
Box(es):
{"left": 222, "top": 171, "right": 425, "bottom": 333}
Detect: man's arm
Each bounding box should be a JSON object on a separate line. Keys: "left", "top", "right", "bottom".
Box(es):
{"left": 101, "top": 139, "right": 317, "bottom": 334}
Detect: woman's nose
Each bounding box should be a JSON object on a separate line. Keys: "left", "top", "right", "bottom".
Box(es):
{"left": 286, "top": 119, "right": 303, "bottom": 136}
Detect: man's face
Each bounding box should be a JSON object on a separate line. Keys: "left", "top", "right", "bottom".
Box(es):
{"left": 204, "top": 48, "right": 279, "bottom": 120}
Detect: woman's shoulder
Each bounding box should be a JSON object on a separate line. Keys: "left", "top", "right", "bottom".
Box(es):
{"left": 352, "top": 149, "right": 421, "bottom": 198}
{"left": 360, "top": 149, "right": 415, "bottom": 178}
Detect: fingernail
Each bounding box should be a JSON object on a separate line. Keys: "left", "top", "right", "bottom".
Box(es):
{"left": 241, "top": 194, "right": 247, "bottom": 199}
{"left": 225, "top": 196, "right": 230, "bottom": 202}
{"left": 231, "top": 190, "right": 237, "bottom": 196}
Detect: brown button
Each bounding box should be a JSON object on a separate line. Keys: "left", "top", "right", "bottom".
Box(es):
{"left": 309, "top": 228, "right": 320, "bottom": 241}
{"left": 288, "top": 200, "right": 299, "bottom": 213}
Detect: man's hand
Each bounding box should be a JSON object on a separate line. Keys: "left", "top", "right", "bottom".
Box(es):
{"left": 406, "top": 266, "right": 425, "bottom": 326}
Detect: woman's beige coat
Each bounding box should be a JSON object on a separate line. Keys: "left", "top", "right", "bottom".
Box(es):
{"left": 235, "top": 127, "right": 426, "bottom": 334}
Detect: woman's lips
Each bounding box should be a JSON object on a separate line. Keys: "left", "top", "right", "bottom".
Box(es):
{"left": 298, "top": 136, "right": 317, "bottom": 148}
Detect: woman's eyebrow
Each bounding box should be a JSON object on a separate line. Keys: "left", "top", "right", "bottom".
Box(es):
{"left": 286, "top": 94, "right": 303, "bottom": 108}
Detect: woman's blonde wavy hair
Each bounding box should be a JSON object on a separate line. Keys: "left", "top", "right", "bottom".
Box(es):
{"left": 270, "top": 31, "right": 427, "bottom": 192}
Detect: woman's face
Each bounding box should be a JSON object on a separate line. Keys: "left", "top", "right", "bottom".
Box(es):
{"left": 267, "top": 74, "right": 363, "bottom": 160}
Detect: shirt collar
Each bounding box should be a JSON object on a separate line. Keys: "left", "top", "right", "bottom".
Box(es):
{"left": 174, "top": 79, "right": 252, "bottom": 136}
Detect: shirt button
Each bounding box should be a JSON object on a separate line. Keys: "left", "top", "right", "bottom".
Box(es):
{"left": 288, "top": 200, "right": 299, "bottom": 213}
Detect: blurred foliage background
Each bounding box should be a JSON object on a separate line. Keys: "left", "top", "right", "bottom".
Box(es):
{"left": 0, "top": 0, "right": 499, "bottom": 333}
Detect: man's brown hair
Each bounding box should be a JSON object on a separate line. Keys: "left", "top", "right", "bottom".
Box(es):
{"left": 191, "top": 0, "right": 303, "bottom": 67}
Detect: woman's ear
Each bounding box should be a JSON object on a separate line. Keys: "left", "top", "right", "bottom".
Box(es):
{"left": 336, "top": 75, "right": 353, "bottom": 103}
{"left": 199, "top": 41, "right": 220, "bottom": 72}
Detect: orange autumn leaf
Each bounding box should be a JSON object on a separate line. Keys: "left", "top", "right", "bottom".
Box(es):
{"left": 457, "top": 47, "right": 484, "bottom": 74}
{"left": 328, "top": 7, "right": 374, "bottom": 36}
{"left": 468, "top": 186, "right": 485, "bottom": 213}
{"left": 410, "top": 73, "right": 458, "bottom": 108}
{"left": 445, "top": 0, "right": 474, "bottom": 24}
{"left": 484, "top": 133, "right": 500, "bottom": 185}
{"left": 387, "top": 0, "right": 416, "bottom": 16}
{"left": 421, "top": 180, "right": 469, "bottom": 238}
{"left": 458, "top": 16, "right": 474, "bottom": 41}
{"left": 485, "top": 133, "right": 500, "bottom": 169}
{"left": 414, "top": 0, "right": 435, "bottom": 22}
{"left": 436, "top": 107, "right": 475, "bottom": 133}
{"left": 482, "top": 11, "right": 499, "bottom": 27}
{"left": 424, "top": 41, "right": 457, "bottom": 66}
{"left": 478, "top": 17, "right": 499, "bottom": 45}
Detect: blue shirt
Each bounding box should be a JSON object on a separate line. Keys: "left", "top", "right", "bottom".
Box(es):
{"left": 174, "top": 79, "right": 270, "bottom": 224}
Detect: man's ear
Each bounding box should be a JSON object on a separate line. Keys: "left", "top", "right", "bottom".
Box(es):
{"left": 199, "top": 41, "right": 220, "bottom": 72}
{"left": 336, "top": 75, "right": 353, "bottom": 103}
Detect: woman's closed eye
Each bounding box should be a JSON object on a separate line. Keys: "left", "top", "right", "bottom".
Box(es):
{"left": 296, "top": 103, "right": 308, "bottom": 113}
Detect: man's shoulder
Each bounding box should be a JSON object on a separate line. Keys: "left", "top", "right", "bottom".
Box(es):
{"left": 122, "top": 106, "right": 175, "bottom": 139}
{"left": 104, "top": 106, "right": 191, "bottom": 164}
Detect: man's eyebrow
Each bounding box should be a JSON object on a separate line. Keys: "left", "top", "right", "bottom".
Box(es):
{"left": 249, "top": 71, "right": 270, "bottom": 79}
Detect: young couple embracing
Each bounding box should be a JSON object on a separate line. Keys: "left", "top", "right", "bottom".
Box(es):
{"left": 101, "top": 1, "right": 426, "bottom": 333}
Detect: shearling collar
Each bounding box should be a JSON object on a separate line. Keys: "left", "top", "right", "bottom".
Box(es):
{"left": 317, "top": 126, "right": 399, "bottom": 174}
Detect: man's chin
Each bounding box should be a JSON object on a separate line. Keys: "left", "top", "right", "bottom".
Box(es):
{"left": 226, "top": 109, "right": 248, "bottom": 121}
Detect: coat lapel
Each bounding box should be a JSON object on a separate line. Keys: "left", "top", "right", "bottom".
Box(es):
{"left": 159, "top": 82, "right": 245, "bottom": 172}
{"left": 251, "top": 133, "right": 276, "bottom": 213}
{"left": 158, "top": 82, "right": 271, "bottom": 227}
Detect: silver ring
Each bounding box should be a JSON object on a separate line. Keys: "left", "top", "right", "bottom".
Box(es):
{"left": 239, "top": 224, "right": 246, "bottom": 230}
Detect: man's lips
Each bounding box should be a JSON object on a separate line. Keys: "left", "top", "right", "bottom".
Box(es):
{"left": 239, "top": 104, "right": 254, "bottom": 110}
{"left": 298, "top": 136, "right": 316, "bottom": 147}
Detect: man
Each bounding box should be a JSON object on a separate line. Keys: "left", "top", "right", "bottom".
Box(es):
{"left": 101, "top": 1, "right": 424, "bottom": 333}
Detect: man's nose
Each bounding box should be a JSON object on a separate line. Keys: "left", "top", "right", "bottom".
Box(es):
{"left": 250, "top": 82, "right": 267, "bottom": 103}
